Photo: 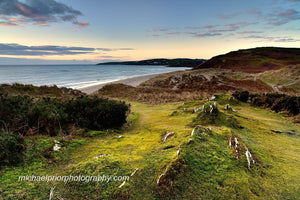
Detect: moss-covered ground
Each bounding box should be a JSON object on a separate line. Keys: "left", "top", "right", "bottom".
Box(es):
{"left": 1, "top": 95, "right": 299, "bottom": 199}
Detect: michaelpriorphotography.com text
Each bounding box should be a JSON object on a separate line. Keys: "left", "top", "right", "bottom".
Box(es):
{"left": 18, "top": 174, "right": 130, "bottom": 184}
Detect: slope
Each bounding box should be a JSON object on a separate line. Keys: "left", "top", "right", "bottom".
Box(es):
{"left": 1, "top": 96, "right": 299, "bottom": 199}
{"left": 194, "top": 47, "right": 300, "bottom": 73}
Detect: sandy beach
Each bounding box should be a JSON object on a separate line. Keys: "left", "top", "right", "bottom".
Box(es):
{"left": 79, "top": 73, "right": 159, "bottom": 94}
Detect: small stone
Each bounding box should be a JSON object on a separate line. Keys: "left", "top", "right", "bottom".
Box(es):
{"left": 119, "top": 181, "right": 126, "bottom": 188}
{"left": 162, "top": 131, "right": 175, "bottom": 142}
{"left": 53, "top": 143, "right": 61, "bottom": 151}
{"left": 188, "top": 139, "right": 194, "bottom": 144}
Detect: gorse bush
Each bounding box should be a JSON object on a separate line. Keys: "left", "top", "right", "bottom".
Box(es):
{"left": 0, "top": 130, "right": 25, "bottom": 167}
{"left": 232, "top": 91, "right": 300, "bottom": 116}
{"left": 250, "top": 93, "right": 300, "bottom": 116}
{"left": 232, "top": 91, "right": 249, "bottom": 102}
{"left": 0, "top": 94, "right": 128, "bottom": 136}
{"left": 64, "top": 96, "right": 128, "bottom": 130}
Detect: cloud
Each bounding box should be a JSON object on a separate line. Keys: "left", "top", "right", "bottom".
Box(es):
{"left": 266, "top": 9, "right": 300, "bottom": 25}
{"left": 165, "top": 32, "right": 181, "bottom": 35}
{"left": 0, "top": 56, "right": 94, "bottom": 65}
{"left": 185, "top": 25, "right": 219, "bottom": 30}
{"left": 285, "top": 0, "right": 300, "bottom": 2}
{"left": 0, "top": 43, "right": 134, "bottom": 56}
{"left": 194, "top": 33, "right": 222, "bottom": 37}
{"left": 0, "top": 0, "right": 89, "bottom": 28}
{"left": 153, "top": 28, "right": 171, "bottom": 32}
{"left": 151, "top": 27, "right": 179, "bottom": 33}
{"left": 203, "top": 25, "right": 216, "bottom": 29}
{"left": 96, "top": 47, "right": 135, "bottom": 51}
{"left": 219, "top": 12, "right": 240, "bottom": 19}
{"left": 149, "top": 27, "right": 182, "bottom": 37}
{"left": 185, "top": 32, "right": 222, "bottom": 37}
{"left": 199, "top": 22, "right": 253, "bottom": 35}
{"left": 247, "top": 8, "right": 262, "bottom": 15}
{"left": 236, "top": 31, "right": 262, "bottom": 34}
{"left": 151, "top": 22, "right": 254, "bottom": 38}
{"left": 242, "top": 35, "right": 299, "bottom": 42}
{"left": 0, "top": 21, "right": 19, "bottom": 27}
{"left": 74, "top": 20, "right": 89, "bottom": 29}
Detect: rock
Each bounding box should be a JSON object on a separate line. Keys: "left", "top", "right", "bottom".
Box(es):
{"left": 131, "top": 168, "right": 139, "bottom": 176}
{"left": 224, "top": 104, "right": 231, "bottom": 110}
{"left": 162, "top": 131, "right": 175, "bottom": 142}
{"left": 183, "top": 108, "right": 190, "bottom": 112}
{"left": 245, "top": 146, "right": 255, "bottom": 168}
{"left": 209, "top": 101, "right": 218, "bottom": 114}
{"left": 234, "top": 137, "right": 239, "bottom": 159}
{"left": 49, "top": 187, "right": 55, "bottom": 200}
{"left": 53, "top": 143, "right": 61, "bottom": 151}
{"left": 188, "top": 139, "right": 194, "bottom": 144}
{"left": 234, "top": 137, "right": 239, "bottom": 148}
{"left": 193, "top": 105, "right": 204, "bottom": 113}
{"left": 54, "top": 140, "right": 60, "bottom": 144}
{"left": 210, "top": 95, "right": 216, "bottom": 101}
{"left": 191, "top": 128, "right": 195, "bottom": 136}
{"left": 119, "top": 181, "right": 126, "bottom": 188}
{"left": 157, "top": 174, "right": 165, "bottom": 185}
{"left": 224, "top": 104, "right": 237, "bottom": 112}
{"left": 94, "top": 154, "right": 111, "bottom": 159}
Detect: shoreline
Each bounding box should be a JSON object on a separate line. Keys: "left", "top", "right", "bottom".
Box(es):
{"left": 79, "top": 73, "right": 160, "bottom": 94}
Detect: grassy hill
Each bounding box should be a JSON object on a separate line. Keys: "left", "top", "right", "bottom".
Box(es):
{"left": 1, "top": 94, "right": 299, "bottom": 199}
{"left": 130, "top": 48, "right": 300, "bottom": 94}
{"left": 194, "top": 47, "right": 300, "bottom": 73}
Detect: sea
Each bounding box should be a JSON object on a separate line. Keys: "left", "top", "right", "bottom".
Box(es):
{"left": 0, "top": 65, "right": 190, "bottom": 89}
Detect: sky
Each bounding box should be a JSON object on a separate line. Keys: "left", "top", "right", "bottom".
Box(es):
{"left": 0, "top": 0, "right": 299, "bottom": 64}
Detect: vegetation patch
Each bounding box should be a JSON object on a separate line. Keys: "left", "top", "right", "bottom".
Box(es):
{"left": 192, "top": 101, "right": 241, "bottom": 129}
{"left": 0, "top": 94, "right": 128, "bottom": 136}
{"left": 0, "top": 130, "right": 25, "bottom": 167}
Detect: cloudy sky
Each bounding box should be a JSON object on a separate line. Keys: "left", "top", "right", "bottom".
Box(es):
{"left": 0, "top": 0, "right": 299, "bottom": 64}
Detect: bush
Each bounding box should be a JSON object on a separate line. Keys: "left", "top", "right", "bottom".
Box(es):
{"left": 64, "top": 96, "right": 128, "bottom": 130}
{"left": 0, "top": 130, "right": 25, "bottom": 166}
{"left": 232, "top": 91, "right": 249, "bottom": 102}
{"left": 0, "top": 94, "right": 129, "bottom": 136}
{"left": 250, "top": 93, "right": 300, "bottom": 116}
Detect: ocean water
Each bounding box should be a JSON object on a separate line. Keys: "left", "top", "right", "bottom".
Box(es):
{"left": 0, "top": 65, "right": 189, "bottom": 89}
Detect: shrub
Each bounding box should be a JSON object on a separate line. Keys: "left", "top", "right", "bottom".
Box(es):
{"left": 64, "top": 96, "right": 128, "bottom": 130}
{"left": 250, "top": 93, "right": 300, "bottom": 116}
{"left": 232, "top": 91, "right": 249, "bottom": 102}
{"left": 0, "top": 130, "right": 25, "bottom": 167}
{"left": 0, "top": 94, "right": 128, "bottom": 136}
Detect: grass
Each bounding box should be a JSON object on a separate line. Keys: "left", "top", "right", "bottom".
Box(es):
{"left": 258, "top": 65, "right": 300, "bottom": 93}
{"left": 1, "top": 95, "right": 299, "bottom": 199}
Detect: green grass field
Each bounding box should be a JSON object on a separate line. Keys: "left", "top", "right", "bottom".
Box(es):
{"left": 1, "top": 95, "right": 299, "bottom": 199}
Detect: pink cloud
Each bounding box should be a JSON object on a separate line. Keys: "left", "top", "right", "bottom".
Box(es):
{"left": 0, "top": 22, "right": 20, "bottom": 27}
{"left": 75, "top": 21, "right": 90, "bottom": 29}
